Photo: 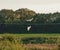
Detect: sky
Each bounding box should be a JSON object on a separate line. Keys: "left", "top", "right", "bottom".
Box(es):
{"left": 0, "top": 0, "right": 60, "bottom": 13}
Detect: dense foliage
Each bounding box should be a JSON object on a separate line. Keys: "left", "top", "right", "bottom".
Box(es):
{"left": 0, "top": 8, "right": 60, "bottom": 24}
{"left": 0, "top": 8, "right": 60, "bottom": 33}
{"left": 0, "top": 8, "right": 36, "bottom": 24}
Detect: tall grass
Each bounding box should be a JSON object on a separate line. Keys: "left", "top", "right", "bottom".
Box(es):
{"left": 0, "top": 34, "right": 24, "bottom": 50}
{"left": 0, "top": 33, "right": 60, "bottom": 50}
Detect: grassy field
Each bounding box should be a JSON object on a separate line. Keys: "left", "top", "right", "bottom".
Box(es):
{"left": 0, "top": 33, "right": 60, "bottom": 50}
{"left": 0, "top": 33, "right": 60, "bottom": 38}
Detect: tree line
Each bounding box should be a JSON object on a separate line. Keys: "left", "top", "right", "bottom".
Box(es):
{"left": 0, "top": 8, "right": 60, "bottom": 33}
{"left": 0, "top": 8, "right": 60, "bottom": 24}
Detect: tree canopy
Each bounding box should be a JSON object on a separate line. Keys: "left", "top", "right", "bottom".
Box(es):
{"left": 0, "top": 8, "right": 60, "bottom": 33}
{"left": 0, "top": 8, "right": 60, "bottom": 24}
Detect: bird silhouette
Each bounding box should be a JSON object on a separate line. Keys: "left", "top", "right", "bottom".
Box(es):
{"left": 27, "top": 26, "right": 31, "bottom": 31}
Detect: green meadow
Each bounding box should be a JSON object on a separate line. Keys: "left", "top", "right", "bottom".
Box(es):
{"left": 0, "top": 33, "right": 60, "bottom": 38}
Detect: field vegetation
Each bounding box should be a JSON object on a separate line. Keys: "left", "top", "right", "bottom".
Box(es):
{"left": 0, "top": 33, "right": 60, "bottom": 50}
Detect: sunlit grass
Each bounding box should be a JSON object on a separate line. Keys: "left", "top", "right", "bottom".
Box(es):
{"left": 0, "top": 33, "right": 60, "bottom": 38}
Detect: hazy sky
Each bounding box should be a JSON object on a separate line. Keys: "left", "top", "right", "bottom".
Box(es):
{"left": 0, "top": 0, "right": 60, "bottom": 13}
